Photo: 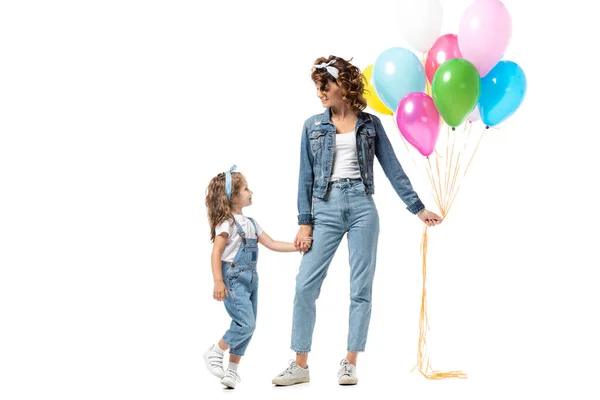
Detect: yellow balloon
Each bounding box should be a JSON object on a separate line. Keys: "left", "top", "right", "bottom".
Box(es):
{"left": 363, "top": 64, "right": 393, "bottom": 115}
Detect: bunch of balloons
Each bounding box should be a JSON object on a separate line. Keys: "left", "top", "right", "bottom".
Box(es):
{"left": 364, "top": 0, "right": 527, "bottom": 157}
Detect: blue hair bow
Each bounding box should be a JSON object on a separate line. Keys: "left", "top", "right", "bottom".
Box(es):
{"left": 225, "top": 165, "right": 237, "bottom": 202}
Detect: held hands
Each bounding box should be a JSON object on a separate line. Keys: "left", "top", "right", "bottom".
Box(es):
{"left": 299, "top": 237, "right": 312, "bottom": 253}
{"left": 417, "top": 209, "right": 443, "bottom": 227}
{"left": 213, "top": 280, "right": 229, "bottom": 302}
{"left": 295, "top": 225, "right": 313, "bottom": 253}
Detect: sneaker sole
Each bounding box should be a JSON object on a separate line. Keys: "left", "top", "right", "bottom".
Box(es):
{"left": 339, "top": 378, "right": 358, "bottom": 385}
{"left": 272, "top": 377, "right": 310, "bottom": 386}
{"left": 221, "top": 380, "right": 236, "bottom": 389}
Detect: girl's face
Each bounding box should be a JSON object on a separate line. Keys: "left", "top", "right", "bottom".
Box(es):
{"left": 316, "top": 81, "right": 344, "bottom": 108}
{"left": 232, "top": 181, "right": 253, "bottom": 209}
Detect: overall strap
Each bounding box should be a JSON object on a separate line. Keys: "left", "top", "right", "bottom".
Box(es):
{"left": 231, "top": 217, "right": 247, "bottom": 244}
{"left": 247, "top": 217, "right": 258, "bottom": 234}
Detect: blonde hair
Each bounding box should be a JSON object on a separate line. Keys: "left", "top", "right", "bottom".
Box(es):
{"left": 205, "top": 171, "right": 245, "bottom": 242}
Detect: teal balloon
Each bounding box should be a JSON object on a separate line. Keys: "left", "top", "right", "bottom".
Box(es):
{"left": 479, "top": 61, "right": 527, "bottom": 127}
{"left": 372, "top": 47, "right": 426, "bottom": 112}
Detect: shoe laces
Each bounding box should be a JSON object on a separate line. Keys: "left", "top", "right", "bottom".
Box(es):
{"left": 339, "top": 359, "right": 352, "bottom": 376}
{"left": 280, "top": 360, "right": 299, "bottom": 376}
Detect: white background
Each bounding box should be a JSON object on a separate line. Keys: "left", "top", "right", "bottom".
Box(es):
{"left": 1, "top": 0, "right": 599, "bottom": 399}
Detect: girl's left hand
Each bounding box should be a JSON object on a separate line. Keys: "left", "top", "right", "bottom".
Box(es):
{"left": 213, "top": 281, "right": 229, "bottom": 301}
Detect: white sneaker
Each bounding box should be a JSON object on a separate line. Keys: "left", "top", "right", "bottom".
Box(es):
{"left": 220, "top": 369, "right": 241, "bottom": 389}
{"left": 203, "top": 345, "right": 225, "bottom": 378}
{"left": 272, "top": 360, "right": 310, "bottom": 386}
{"left": 337, "top": 359, "right": 358, "bottom": 385}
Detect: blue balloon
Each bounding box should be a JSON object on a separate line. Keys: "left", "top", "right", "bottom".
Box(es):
{"left": 479, "top": 61, "right": 527, "bottom": 127}
{"left": 372, "top": 47, "right": 426, "bottom": 112}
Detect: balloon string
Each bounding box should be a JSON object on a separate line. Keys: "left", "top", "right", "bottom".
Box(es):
{"left": 414, "top": 121, "right": 489, "bottom": 380}
{"left": 400, "top": 116, "right": 484, "bottom": 380}
{"left": 446, "top": 125, "right": 487, "bottom": 215}
{"left": 426, "top": 157, "right": 444, "bottom": 214}
{"left": 462, "top": 125, "right": 487, "bottom": 177}
{"left": 448, "top": 152, "right": 462, "bottom": 213}
{"left": 447, "top": 122, "right": 471, "bottom": 211}
{"left": 443, "top": 126, "right": 451, "bottom": 211}
{"left": 435, "top": 152, "right": 445, "bottom": 215}
{"left": 445, "top": 125, "right": 460, "bottom": 211}
{"left": 413, "top": 224, "right": 467, "bottom": 380}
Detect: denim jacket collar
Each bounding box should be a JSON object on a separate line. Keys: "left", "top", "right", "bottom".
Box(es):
{"left": 320, "top": 107, "right": 373, "bottom": 128}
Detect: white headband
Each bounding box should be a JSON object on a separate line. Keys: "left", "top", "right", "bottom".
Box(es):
{"left": 313, "top": 59, "right": 339, "bottom": 80}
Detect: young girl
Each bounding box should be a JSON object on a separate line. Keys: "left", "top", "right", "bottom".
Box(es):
{"left": 203, "top": 165, "right": 311, "bottom": 389}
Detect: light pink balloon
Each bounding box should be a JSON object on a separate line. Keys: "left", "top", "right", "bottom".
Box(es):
{"left": 458, "top": 0, "right": 512, "bottom": 77}
{"left": 468, "top": 107, "right": 480, "bottom": 123}
{"left": 396, "top": 92, "right": 441, "bottom": 157}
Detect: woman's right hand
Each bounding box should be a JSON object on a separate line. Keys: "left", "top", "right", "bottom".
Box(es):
{"left": 295, "top": 225, "right": 313, "bottom": 252}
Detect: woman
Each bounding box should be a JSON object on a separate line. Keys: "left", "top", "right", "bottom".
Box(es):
{"left": 272, "top": 56, "right": 442, "bottom": 386}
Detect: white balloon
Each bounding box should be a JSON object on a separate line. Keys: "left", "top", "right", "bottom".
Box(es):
{"left": 399, "top": 0, "right": 443, "bottom": 52}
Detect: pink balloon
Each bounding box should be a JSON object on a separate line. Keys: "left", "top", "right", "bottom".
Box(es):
{"left": 458, "top": 0, "right": 512, "bottom": 77}
{"left": 425, "top": 34, "right": 462, "bottom": 84}
{"left": 396, "top": 92, "right": 441, "bottom": 157}
{"left": 468, "top": 107, "right": 480, "bottom": 123}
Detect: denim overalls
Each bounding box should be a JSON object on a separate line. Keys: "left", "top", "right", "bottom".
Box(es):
{"left": 221, "top": 217, "right": 259, "bottom": 356}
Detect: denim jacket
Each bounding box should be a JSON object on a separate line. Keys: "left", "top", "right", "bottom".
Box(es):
{"left": 297, "top": 108, "right": 425, "bottom": 225}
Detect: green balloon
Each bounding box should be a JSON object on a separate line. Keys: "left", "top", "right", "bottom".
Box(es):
{"left": 431, "top": 58, "right": 480, "bottom": 128}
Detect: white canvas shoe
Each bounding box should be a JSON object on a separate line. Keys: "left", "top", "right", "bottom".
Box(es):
{"left": 220, "top": 369, "right": 241, "bottom": 389}
{"left": 272, "top": 360, "right": 310, "bottom": 386}
{"left": 202, "top": 345, "right": 225, "bottom": 379}
{"left": 337, "top": 359, "right": 358, "bottom": 385}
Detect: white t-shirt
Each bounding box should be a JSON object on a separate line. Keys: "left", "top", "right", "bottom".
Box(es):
{"left": 215, "top": 214, "right": 264, "bottom": 263}
{"left": 331, "top": 131, "right": 361, "bottom": 180}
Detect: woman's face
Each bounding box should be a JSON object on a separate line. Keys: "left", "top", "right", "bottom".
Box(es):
{"left": 316, "top": 81, "right": 344, "bottom": 108}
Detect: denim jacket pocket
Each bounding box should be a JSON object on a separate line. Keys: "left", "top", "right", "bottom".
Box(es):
{"left": 310, "top": 130, "right": 327, "bottom": 152}
{"left": 310, "top": 130, "right": 327, "bottom": 174}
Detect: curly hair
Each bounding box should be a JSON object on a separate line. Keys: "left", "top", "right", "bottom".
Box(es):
{"left": 205, "top": 171, "right": 245, "bottom": 242}
{"left": 311, "top": 55, "right": 367, "bottom": 111}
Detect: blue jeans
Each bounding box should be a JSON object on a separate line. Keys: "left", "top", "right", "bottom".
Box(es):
{"left": 291, "top": 178, "right": 380, "bottom": 353}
